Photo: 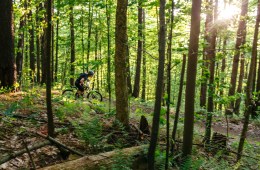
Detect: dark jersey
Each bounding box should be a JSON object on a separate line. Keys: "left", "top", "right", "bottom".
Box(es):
{"left": 75, "top": 73, "right": 89, "bottom": 84}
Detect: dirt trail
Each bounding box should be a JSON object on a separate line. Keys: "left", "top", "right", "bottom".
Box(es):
{"left": 130, "top": 102, "right": 260, "bottom": 142}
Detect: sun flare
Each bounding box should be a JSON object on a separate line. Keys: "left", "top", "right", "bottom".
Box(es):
{"left": 218, "top": 4, "right": 240, "bottom": 20}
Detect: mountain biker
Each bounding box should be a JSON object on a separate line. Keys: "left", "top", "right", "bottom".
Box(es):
{"left": 75, "top": 70, "right": 94, "bottom": 95}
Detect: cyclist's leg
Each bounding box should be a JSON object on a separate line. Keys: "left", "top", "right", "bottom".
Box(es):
{"left": 75, "top": 83, "right": 84, "bottom": 96}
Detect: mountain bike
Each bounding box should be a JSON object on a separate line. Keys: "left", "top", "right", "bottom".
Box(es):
{"left": 62, "top": 83, "right": 102, "bottom": 102}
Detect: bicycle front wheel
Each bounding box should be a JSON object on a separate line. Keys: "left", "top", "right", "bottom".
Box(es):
{"left": 87, "top": 91, "right": 103, "bottom": 102}
{"left": 62, "top": 90, "right": 75, "bottom": 100}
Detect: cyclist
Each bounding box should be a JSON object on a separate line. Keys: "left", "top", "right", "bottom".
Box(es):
{"left": 75, "top": 70, "right": 94, "bottom": 95}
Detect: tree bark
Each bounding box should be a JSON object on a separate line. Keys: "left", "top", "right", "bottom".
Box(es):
{"left": 40, "top": 145, "right": 147, "bottom": 170}
{"left": 237, "top": 0, "right": 260, "bottom": 161}
{"left": 106, "top": 0, "right": 112, "bottom": 111}
{"left": 165, "top": 1, "right": 175, "bottom": 168}
{"left": 141, "top": 10, "right": 146, "bottom": 101}
{"left": 182, "top": 0, "right": 202, "bottom": 158}
{"left": 204, "top": 0, "right": 218, "bottom": 145}
{"left": 172, "top": 54, "right": 186, "bottom": 145}
{"left": 0, "top": 0, "right": 17, "bottom": 88}
{"left": 46, "top": 0, "right": 54, "bottom": 137}
{"left": 115, "top": 0, "right": 129, "bottom": 126}
{"left": 28, "top": 0, "right": 35, "bottom": 82}
{"left": 148, "top": 0, "right": 166, "bottom": 169}
{"left": 132, "top": 0, "right": 143, "bottom": 98}
{"left": 69, "top": 5, "right": 75, "bottom": 86}
{"left": 225, "top": 0, "right": 248, "bottom": 115}
{"left": 16, "top": 0, "right": 26, "bottom": 83}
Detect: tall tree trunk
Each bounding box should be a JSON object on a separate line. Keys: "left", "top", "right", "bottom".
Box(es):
{"left": 182, "top": 0, "right": 202, "bottom": 159}
{"left": 69, "top": 5, "right": 75, "bottom": 86}
{"left": 54, "top": 0, "right": 60, "bottom": 82}
{"left": 16, "top": 0, "right": 26, "bottom": 83}
{"left": 165, "top": 1, "right": 175, "bottom": 169}
{"left": 204, "top": 0, "right": 218, "bottom": 145}
{"left": 51, "top": 4, "right": 54, "bottom": 83}
{"left": 237, "top": 0, "right": 260, "bottom": 161}
{"left": 0, "top": 0, "right": 17, "bottom": 88}
{"left": 172, "top": 54, "right": 186, "bottom": 148}
{"left": 148, "top": 0, "right": 166, "bottom": 169}
{"left": 225, "top": 0, "right": 248, "bottom": 115}
{"left": 115, "top": 0, "right": 129, "bottom": 126}
{"left": 126, "top": 37, "right": 132, "bottom": 95}
{"left": 132, "top": 0, "right": 143, "bottom": 98}
{"left": 234, "top": 55, "right": 245, "bottom": 115}
{"left": 36, "top": 5, "right": 41, "bottom": 83}
{"left": 141, "top": 10, "right": 146, "bottom": 101}
{"left": 81, "top": 7, "right": 85, "bottom": 72}
{"left": 28, "top": 0, "right": 35, "bottom": 82}
{"left": 86, "top": 0, "right": 93, "bottom": 70}
{"left": 46, "top": 0, "right": 54, "bottom": 137}
{"left": 41, "top": 2, "right": 46, "bottom": 85}
{"left": 106, "top": 0, "right": 112, "bottom": 111}
{"left": 200, "top": 0, "right": 211, "bottom": 108}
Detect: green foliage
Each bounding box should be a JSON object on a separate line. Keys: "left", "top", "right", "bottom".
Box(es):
{"left": 110, "top": 150, "right": 134, "bottom": 170}
{"left": 55, "top": 101, "right": 90, "bottom": 121}
{"left": 73, "top": 113, "right": 103, "bottom": 147}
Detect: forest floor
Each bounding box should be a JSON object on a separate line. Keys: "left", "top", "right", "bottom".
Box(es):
{"left": 0, "top": 89, "right": 259, "bottom": 169}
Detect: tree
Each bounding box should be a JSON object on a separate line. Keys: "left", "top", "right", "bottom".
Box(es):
{"left": 28, "top": 0, "right": 35, "bottom": 82}
{"left": 182, "top": 0, "right": 202, "bottom": 158}
{"left": 45, "top": 0, "right": 54, "bottom": 137}
{"left": 225, "top": 0, "right": 248, "bottom": 115}
{"left": 114, "top": 0, "right": 129, "bottom": 126}
{"left": 237, "top": 0, "right": 260, "bottom": 161}
{"left": 0, "top": 0, "right": 17, "bottom": 88}
{"left": 132, "top": 0, "right": 144, "bottom": 98}
{"left": 204, "top": 0, "right": 218, "bottom": 145}
{"left": 106, "top": 0, "right": 112, "bottom": 111}
{"left": 69, "top": 3, "right": 75, "bottom": 86}
{"left": 16, "top": 0, "right": 26, "bottom": 83}
{"left": 166, "top": 0, "right": 175, "bottom": 168}
{"left": 148, "top": 0, "right": 166, "bottom": 168}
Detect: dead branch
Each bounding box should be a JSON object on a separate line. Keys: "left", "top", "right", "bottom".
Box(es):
{"left": 22, "top": 139, "right": 36, "bottom": 169}
{"left": 0, "top": 141, "right": 50, "bottom": 165}
{"left": 35, "top": 132, "right": 85, "bottom": 157}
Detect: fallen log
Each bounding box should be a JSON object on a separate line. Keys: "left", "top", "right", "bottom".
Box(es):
{"left": 40, "top": 145, "right": 148, "bottom": 170}
{"left": 0, "top": 141, "right": 50, "bottom": 165}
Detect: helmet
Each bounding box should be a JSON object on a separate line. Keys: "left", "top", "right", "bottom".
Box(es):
{"left": 88, "top": 70, "right": 94, "bottom": 76}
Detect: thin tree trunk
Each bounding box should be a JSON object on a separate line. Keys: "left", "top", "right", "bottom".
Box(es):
{"left": 141, "top": 10, "right": 146, "bottom": 101}
{"left": 234, "top": 55, "right": 245, "bottom": 115}
{"left": 148, "top": 0, "right": 166, "bottom": 168}
{"left": 237, "top": 0, "right": 259, "bottom": 161}
{"left": 226, "top": 0, "right": 248, "bottom": 115}
{"left": 54, "top": 0, "right": 60, "bottom": 82}
{"left": 204, "top": 0, "right": 218, "bottom": 145}
{"left": 36, "top": 5, "right": 41, "bottom": 83}
{"left": 172, "top": 54, "right": 186, "bottom": 148}
{"left": 165, "top": 1, "right": 175, "bottom": 169}
{"left": 46, "top": 0, "right": 54, "bottom": 137}
{"left": 182, "top": 0, "right": 202, "bottom": 159}
{"left": 28, "top": 0, "right": 35, "bottom": 83}
{"left": 86, "top": 0, "right": 93, "bottom": 70}
{"left": 106, "top": 0, "right": 112, "bottom": 111}
{"left": 16, "top": 0, "right": 26, "bottom": 83}
{"left": 69, "top": 5, "right": 75, "bottom": 86}
{"left": 132, "top": 0, "right": 143, "bottom": 98}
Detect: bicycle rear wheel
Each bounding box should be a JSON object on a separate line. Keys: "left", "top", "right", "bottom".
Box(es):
{"left": 62, "top": 90, "right": 75, "bottom": 100}
{"left": 87, "top": 91, "right": 103, "bottom": 102}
